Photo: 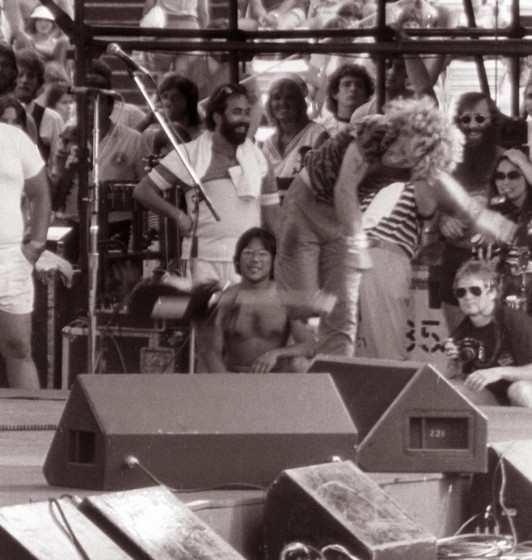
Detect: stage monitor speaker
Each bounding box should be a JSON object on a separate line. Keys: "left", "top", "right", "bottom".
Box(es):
{"left": 264, "top": 461, "right": 437, "bottom": 560}
{"left": 488, "top": 440, "right": 532, "bottom": 542}
{"left": 464, "top": 407, "right": 532, "bottom": 542}
{"left": 307, "top": 355, "right": 488, "bottom": 473}
{"left": 80, "top": 485, "right": 246, "bottom": 559}
{"left": 43, "top": 373, "right": 358, "bottom": 491}
{"left": 0, "top": 498, "right": 133, "bottom": 559}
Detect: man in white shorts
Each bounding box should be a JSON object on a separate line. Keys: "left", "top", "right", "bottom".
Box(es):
{"left": 0, "top": 122, "right": 51, "bottom": 388}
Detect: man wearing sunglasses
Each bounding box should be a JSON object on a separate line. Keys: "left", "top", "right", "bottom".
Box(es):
{"left": 445, "top": 260, "right": 532, "bottom": 407}
{"left": 439, "top": 92, "right": 506, "bottom": 332}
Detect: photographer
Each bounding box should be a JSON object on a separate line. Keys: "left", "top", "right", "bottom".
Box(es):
{"left": 445, "top": 260, "right": 532, "bottom": 407}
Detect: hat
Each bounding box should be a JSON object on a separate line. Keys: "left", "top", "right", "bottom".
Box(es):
{"left": 30, "top": 6, "right": 55, "bottom": 21}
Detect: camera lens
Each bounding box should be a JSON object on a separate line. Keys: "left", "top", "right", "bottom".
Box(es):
{"left": 458, "top": 346, "right": 477, "bottom": 363}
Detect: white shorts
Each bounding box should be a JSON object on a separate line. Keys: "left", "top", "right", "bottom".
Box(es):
{"left": 0, "top": 245, "right": 34, "bottom": 314}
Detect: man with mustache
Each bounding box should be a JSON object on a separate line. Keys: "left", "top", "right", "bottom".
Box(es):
{"left": 439, "top": 92, "right": 506, "bottom": 332}
{"left": 134, "top": 83, "right": 279, "bottom": 288}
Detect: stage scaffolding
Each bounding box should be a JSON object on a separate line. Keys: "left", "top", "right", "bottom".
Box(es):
{"left": 41, "top": 0, "right": 532, "bottom": 372}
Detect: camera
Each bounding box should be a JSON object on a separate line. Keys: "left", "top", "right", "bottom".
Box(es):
{"left": 456, "top": 337, "right": 485, "bottom": 366}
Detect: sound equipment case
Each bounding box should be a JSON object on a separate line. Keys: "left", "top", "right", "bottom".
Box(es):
{"left": 61, "top": 324, "right": 188, "bottom": 388}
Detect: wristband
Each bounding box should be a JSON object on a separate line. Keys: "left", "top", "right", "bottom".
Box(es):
{"left": 26, "top": 239, "right": 46, "bottom": 253}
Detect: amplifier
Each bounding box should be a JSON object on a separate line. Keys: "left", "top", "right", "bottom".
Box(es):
{"left": 61, "top": 324, "right": 189, "bottom": 388}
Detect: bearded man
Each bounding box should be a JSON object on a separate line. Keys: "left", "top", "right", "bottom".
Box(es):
{"left": 439, "top": 92, "right": 506, "bottom": 331}
{"left": 134, "top": 83, "right": 279, "bottom": 287}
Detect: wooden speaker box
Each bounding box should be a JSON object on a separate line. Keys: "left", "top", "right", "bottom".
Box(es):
{"left": 264, "top": 461, "right": 437, "bottom": 560}
{"left": 307, "top": 355, "right": 488, "bottom": 473}
{"left": 43, "top": 373, "right": 358, "bottom": 490}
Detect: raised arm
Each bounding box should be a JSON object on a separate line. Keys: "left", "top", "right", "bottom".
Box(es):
{"left": 434, "top": 172, "right": 517, "bottom": 244}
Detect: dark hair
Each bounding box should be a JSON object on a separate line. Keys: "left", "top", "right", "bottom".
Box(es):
{"left": 158, "top": 72, "right": 201, "bottom": 127}
{"left": 0, "top": 94, "right": 27, "bottom": 131}
{"left": 26, "top": 13, "right": 56, "bottom": 34}
{"left": 337, "top": 1, "right": 363, "bottom": 20}
{"left": 16, "top": 49, "right": 44, "bottom": 89}
{"left": 454, "top": 92, "right": 500, "bottom": 130}
{"left": 0, "top": 42, "right": 17, "bottom": 78}
{"left": 59, "top": 124, "right": 79, "bottom": 155}
{"left": 265, "top": 78, "right": 308, "bottom": 128}
{"left": 233, "top": 227, "right": 276, "bottom": 278}
{"left": 44, "top": 82, "right": 70, "bottom": 109}
{"left": 90, "top": 59, "right": 112, "bottom": 82}
{"left": 83, "top": 72, "right": 115, "bottom": 109}
{"left": 204, "top": 83, "right": 249, "bottom": 131}
{"left": 153, "top": 122, "right": 191, "bottom": 154}
{"left": 488, "top": 153, "right": 532, "bottom": 202}
{"left": 325, "top": 63, "right": 374, "bottom": 116}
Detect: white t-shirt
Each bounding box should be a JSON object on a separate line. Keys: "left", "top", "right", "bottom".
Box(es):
{"left": 0, "top": 123, "right": 44, "bottom": 247}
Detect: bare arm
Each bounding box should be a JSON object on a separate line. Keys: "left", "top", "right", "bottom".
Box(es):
{"left": 260, "top": 162, "right": 280, "bottom": 237}
{"left": 133, "top": 175, "right": 192, "bottom": 233}
{"left": 22, "top": 168, "right": 52, "bottom": 264}
{"left": 333, "top": 141, "right": 368, "bottom": 237}
{"left": 465, "top": 364, "right": 532, "bottom": 392}
{"left": 251, "top": 319, "right": 316, "bottom": 373}
{"left": 434, "top": 172, "right": 516, "bottom": 243}
{"left": 196, "top": 0, "right": 210, "bottom": 27}
{"left": 392, "top": 26, "right": 438, "bottom": 102}
{"left": 3, "top": 0, "right": 33, "bottom": 49}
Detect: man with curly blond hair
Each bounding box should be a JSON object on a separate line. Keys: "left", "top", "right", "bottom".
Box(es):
{"left": 276, "top": 96, "right": 515, "bottom": 358}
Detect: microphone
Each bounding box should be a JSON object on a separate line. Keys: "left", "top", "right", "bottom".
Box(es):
{"left": 69, "top": 86, "right": 118, "bottom": 96}
{"left": 106, "top": 43, "right": 151, "bottom": 75}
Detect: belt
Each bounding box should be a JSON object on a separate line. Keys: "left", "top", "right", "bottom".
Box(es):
{"left": 368, "top": 237, "right": 410, "bottom": 258}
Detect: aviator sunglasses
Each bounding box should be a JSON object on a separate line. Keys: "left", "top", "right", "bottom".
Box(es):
{"left": 494, "top": 170, "right": 522, "bottom": 181}
{"left": 453, "top": 286, "right": 485, "bottom": 299}
{"left": 458, "top": 114, "right": 488, "bottom": 125}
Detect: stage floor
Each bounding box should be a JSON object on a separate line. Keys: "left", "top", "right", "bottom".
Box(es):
{"left": 1, "top": 387, "right": 531, "bottom": 558}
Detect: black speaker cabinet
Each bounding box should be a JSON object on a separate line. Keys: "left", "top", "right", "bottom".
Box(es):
{"left": 477, "top": 440, "right": 532, "bottom": 542}
{"left": 80, "top": 485, "right": 246, "bottom": 559}
{"left": 464, "top": 407, "right": 532, "bottom": 541}
{"left": 307, "top": 355, "right": 488, "bottom": 473}
{"left": 264, "top": 461, "right": 437, "bottom": 560}
{"left": 43, "top": 373, "right": 358, "bottom": 491}
{"left": 0, "top": 498, "right": 133, "bottom": 559}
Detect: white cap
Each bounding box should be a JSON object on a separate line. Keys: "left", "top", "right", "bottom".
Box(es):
{"left": 30, "top": 6, "right": 55, "bottom": 21}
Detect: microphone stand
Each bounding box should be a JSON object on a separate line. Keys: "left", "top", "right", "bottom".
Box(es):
{"left": 128, "top": 70, "right": 220, "bottom": 222}
{"left": 87, "top": 93, "right": 104, "bottom": 374}
{"left": 126, "top": 68, "right": 220, "bottom": 373}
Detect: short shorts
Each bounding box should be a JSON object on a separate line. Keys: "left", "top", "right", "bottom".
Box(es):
{"left": 0, "top": 244, "right": 34, "bottom": 314}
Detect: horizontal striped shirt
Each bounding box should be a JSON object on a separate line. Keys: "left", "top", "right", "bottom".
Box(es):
{"left": 362, "top": 182, "right": 423, "bottom": 259}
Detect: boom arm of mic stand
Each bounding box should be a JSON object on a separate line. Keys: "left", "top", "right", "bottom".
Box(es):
{"left": 129, "top": 71, "right": 220, "bottom": 222}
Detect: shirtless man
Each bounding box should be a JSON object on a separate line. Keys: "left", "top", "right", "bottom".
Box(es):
{"left": 203, "top": 227, "right": 315, "bottom": 373}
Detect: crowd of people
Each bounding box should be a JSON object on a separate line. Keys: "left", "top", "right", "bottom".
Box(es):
{"left": 0, "top": 0, "right": 532, "bottom": 409}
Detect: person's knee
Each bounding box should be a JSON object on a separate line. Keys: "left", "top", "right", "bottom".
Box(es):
{"left": 507, "top": 381, "right": 532, "bottom": 408}
{"left": 1, "top": 335, "right": 32, "bottom": 360}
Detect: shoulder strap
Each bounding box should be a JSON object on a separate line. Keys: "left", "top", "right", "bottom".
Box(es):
{"left": 31, "top": 104, "right": 50, "bottom": 162}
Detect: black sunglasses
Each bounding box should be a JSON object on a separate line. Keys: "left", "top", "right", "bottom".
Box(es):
{"left": 454, "top": 286, "right": 484, "bottom": 299}
{"left": 459, "top": 114, "right": 488, "bottom": 125}
{"left": 494, "top": 170, "right": 522, "bottom": 181}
